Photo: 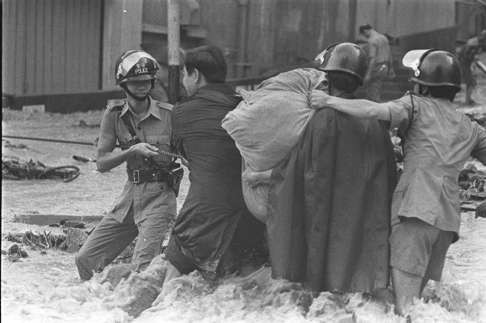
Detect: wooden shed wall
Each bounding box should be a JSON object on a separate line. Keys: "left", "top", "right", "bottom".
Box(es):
{"left": 455, "top": 0, "right": 486, "bottom": 41}
{"left": 142, "top": 0, "right": 457, "bottom": 79}
{"left": 2, "top": 0, "right": 103, "bottom": 96}
{"left": 356, "top": 0, "right": 456, "bottom": 38}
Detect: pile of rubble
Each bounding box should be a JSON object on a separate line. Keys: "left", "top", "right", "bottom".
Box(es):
{"left": 462, "top": 106, "right": 486, "bottom": 128}
{"left": 2, "top": 220, "right": 135, "bottom": 262}
{"left": 2, "top": 155, "right": 80, "bottom": 182}
{"left": 459, "top": 164, "right": 486, "bottom": 217}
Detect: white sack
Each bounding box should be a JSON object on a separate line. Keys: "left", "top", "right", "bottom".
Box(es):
{"left": 241, "top": 162, "right": 272, "bottom": 223}
{"left": 222, "top": 68, "right": 326, "bottom": 172}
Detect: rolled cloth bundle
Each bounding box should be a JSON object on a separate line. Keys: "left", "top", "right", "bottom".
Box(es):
{"left": 223, "top": 68, "right": 327, "bottom": 221}
{"left": 222, "top": 68, "right": 327, "bottom": 172}
{"left": 241, "top": 161, "right": 272, "bottom": 222}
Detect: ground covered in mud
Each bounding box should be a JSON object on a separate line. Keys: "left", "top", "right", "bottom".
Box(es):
{"left": 2, "top": 67, "right": 486, "bottom": 323}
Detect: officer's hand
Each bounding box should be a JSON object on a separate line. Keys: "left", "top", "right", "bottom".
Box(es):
{"left": 129, "top": 143, "right": 160, "bottom": 157}
{"left": 310, "top": 90, "right": 331, "bottom": 109}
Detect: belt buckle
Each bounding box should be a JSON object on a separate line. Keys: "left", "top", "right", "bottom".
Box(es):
{"left": 133, "top": 170, "right": 140, "bottom": 184}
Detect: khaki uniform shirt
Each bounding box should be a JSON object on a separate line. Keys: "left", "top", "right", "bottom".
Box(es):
{"left": 98, "top": 97, "right": 174, "bottom": 223}
{"left": 388, "top": 93, "right": 486, "bottom": 235}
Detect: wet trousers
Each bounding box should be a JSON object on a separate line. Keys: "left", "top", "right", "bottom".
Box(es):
{"left": 75, "top": 195, "right": 175, "bottom": 281}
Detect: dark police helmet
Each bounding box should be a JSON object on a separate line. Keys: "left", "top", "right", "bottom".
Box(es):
{"left": 403, "top": 49, "right": 461, "bottom": 89}
{"left": 314, "top": 42, "right": 368, "bottom": 85}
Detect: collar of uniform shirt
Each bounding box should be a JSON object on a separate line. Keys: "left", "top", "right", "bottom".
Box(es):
{"left": 120, "top": 97, "right": 162, "bottom": 122}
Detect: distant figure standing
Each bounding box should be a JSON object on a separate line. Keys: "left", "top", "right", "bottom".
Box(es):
{"left": 456, "top": 30, "right": 486, "bottom": 105}
{"left": 359, "top": 24, "right": 393, "bottom": 102}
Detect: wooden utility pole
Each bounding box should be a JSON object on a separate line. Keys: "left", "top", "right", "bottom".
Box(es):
{"left": 348, "top": 0, "right": 358, "bottom": 41}
{"left": 167, "top": 0, "right": 180, "bottom": 104}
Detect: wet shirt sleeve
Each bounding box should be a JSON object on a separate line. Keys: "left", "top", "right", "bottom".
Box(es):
{"left": 472, "top": 123, "right": 486, "bottom": 164}
{"left": 387, "top": 94, "right": 414, "bottom": 135}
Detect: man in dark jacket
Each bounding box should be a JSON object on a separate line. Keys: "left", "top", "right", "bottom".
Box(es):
{"left": 267, "top": 43, "right": 396, "bottom": 294}
{"left": 162, "top": 45, "right": 265, "bottom": 291}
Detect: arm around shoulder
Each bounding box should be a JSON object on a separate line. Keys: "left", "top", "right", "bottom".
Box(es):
{"left": 310, "top": 89, "right": 391, "bottom": 121}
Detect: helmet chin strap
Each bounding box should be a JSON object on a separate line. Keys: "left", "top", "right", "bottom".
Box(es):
{"left": 128, "top": 90, "right": 148, "bottom": 101}
{"left": 121, "top": 80, "right": 154, "bottom": 101}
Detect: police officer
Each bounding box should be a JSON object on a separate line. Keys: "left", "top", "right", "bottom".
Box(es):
{"left": 265, "top": 43, "right": 396, "bottom": 296}
{"left": 312, "top": 49, "right": 486, "bottom": 316}
{"left": 75, "top": 50, "right": 177, "bottom": 281}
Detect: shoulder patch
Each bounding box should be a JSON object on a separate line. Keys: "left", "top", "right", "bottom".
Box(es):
{"left": 106, "top": 99, "right": 125, "bottom": 112}
{"left": 156, "top": 101, "right": 173, "bottom": 112}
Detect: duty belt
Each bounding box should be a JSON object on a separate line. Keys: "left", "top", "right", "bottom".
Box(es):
{"left": 127, "top": 169, "right": 169, "bottom": 184}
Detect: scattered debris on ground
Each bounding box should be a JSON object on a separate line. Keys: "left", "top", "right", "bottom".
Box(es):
{"left": 49, "top": 220, "right": 86, "bottom": 229}
{"left": 462, "top": 107, "right": 486, "bottom": 128}
{"left": 74, "top": 120, "right": 100, "bottom": 128}
{"left": 2, "top": 139, "right": 29, "bottom": 150}
{"left": 13, "top": 213, "right": 103, "bottom": 226}
{"left": 72, "top": 155, "right": 96, "bottom": 163}
{"left": 459, "top": 163, "right": 486, "bottom": 216}
{"left": 2, "top": 156, "right": 80, "bottom": 182}
{"left": 475, "top": 200, "right": 486, "bottom": 218}
{"left": 459, "top": 164, "right": 486, "bottom": 197}
{"left": 3, "top": 223, "right": 135, "bottom": 258}
{"left": 2, "top": 243, "right": 29, "bottom": 262}
{"left": 5, "top": 230, "right": 67, "bottom": 250}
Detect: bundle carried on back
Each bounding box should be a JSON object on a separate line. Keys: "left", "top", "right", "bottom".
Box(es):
{"left": 241, "top": 164, "right": 272, "bottom": 222}
{"left": 222, "top": 68, "right": 327, "bottom": 172}
{"left": 222, "top": 68, "right": 327, "bottom": 221}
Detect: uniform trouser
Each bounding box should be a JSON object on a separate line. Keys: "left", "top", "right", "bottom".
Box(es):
{"left": 75, "top": 196, "right": 175, "bottom": 281}
{"left": 390, "top": 217, "right": 454, "bottom": 281}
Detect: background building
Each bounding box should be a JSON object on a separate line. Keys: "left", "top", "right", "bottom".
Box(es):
{"left": 2, "top": 0, "right": 484, "bottom": 111}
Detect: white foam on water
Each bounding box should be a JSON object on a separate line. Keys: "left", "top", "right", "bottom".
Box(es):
{"left": 2, "top": 215, "right": 485, "bottom": 323}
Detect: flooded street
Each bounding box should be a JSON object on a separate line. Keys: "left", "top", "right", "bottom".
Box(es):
{"left": 2, "top": 107, "right": 486, "bottom": 323}
{"left": 3, "top": 0, "right": 486, "bottom": 320}
{"left": 2, "top": 214, "right": 485, "bottom": 323}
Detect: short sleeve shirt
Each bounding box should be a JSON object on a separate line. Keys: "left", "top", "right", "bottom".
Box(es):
{"left": 368, "top": 31, "right": 391, "bottom": 65}
{"left": 387, "top": 93, "right": 486, "bottom": 235}
{"left": 98, "top": 97, "right": 175, "bottom": 223}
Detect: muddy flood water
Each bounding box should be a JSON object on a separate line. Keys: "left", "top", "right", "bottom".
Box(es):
{"left": 2, "top": 106, "right": 486, "bottom": 323}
